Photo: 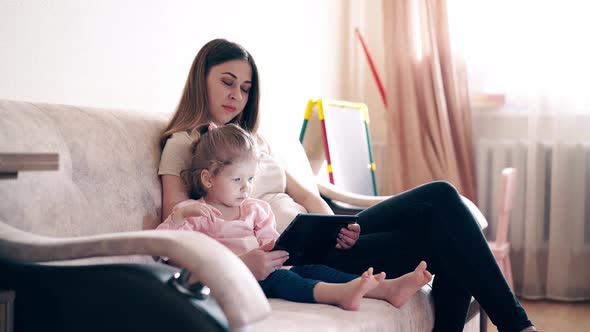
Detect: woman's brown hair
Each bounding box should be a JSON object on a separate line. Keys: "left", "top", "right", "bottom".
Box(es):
{"left": 181, "top": 123, "right": 259, "bottom": 199}
{"left": 160, "top": 39, "right": 260, "bottom": 148}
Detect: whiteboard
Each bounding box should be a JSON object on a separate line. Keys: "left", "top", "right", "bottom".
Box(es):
{"left": 301, "top": 99, "right": 377, "bottom": 196}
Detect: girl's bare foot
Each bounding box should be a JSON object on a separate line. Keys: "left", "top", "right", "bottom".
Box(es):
{"left": 366, "top": 261, "right": 433, "bottom": 308}
{"left": 338, "top": 267, "right": 386, "bottom": 310}
{"left": 314, "top": 267, "right": 385, "bottom": 311}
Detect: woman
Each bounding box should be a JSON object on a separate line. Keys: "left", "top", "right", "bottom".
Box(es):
{"left": 159, "top": 38, "right": 538, "bottom": 332}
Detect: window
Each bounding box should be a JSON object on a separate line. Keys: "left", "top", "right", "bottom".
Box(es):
{"left": 447, "top": 0, "right": 590, "bottom": 113}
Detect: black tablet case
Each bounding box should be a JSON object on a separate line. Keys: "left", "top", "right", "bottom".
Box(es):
{"left": 273, "top": 213, "right": 358, "bottom": 265}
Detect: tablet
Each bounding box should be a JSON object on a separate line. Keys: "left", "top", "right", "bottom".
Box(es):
{"left": 273, "top": 213, "right": 358, "bottom": 265}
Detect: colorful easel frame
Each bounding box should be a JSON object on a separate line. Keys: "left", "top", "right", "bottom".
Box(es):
{"left": 299, "top": 99, "right": 378, "bottom": 196}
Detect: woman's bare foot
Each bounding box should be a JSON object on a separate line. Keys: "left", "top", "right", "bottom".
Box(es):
{"left": 366, "top": 261, "right": 433, "bottom": 308}
{"left": 314, "top": 267, "right": 386, "bottom": 311}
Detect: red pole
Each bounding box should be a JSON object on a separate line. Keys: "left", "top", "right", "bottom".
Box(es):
{"left": 354, "top": 27, "right": 388, "bottom": 108}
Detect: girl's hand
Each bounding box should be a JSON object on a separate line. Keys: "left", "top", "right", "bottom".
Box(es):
{"left": 335, "top": 223, "right": 361, "bottom": 249}
{"left": 172, "top": 201, "right": 222, "bottom": 225}
{"left": 239, "top": 240, "right": 289, "bottom": 280}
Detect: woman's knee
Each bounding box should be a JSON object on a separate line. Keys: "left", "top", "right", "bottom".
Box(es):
{"left": 423, "top": 181, "right": 461, "bottom": 201}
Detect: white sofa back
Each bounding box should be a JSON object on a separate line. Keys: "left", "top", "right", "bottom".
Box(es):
{"left": 0, "top": 100, "right": 168, "bottom": 264}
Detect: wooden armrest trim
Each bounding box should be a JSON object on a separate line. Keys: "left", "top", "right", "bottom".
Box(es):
{"left": 0, "top": 221, "right": 270, "bottom": 330}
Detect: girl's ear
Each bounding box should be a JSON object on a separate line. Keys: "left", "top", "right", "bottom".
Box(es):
{"left": 201, "top": 169, "right": 213, "bottom": 189}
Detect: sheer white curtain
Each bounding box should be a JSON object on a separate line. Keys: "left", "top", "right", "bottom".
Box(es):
{"left": 449, "top": 0, "right": 590, "bottom": 300}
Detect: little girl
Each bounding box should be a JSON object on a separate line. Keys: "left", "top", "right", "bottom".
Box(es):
{"left": 157, "top": 122, "right": 432, "bottom": 310}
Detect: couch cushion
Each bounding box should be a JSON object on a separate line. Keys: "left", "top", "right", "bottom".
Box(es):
{"left": 253, "top": 287, "right": 434, "bottom": 331}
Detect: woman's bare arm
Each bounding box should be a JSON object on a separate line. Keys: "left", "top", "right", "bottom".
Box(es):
{"left": 161, "top": 175, "right": 190, "bottom": 222}
{"left": 284, "top": 170, "right": 333, "bottom": 215}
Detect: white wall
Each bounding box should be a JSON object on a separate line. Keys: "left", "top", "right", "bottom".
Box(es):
{"left": 0, "top": 0, "right": 347, "bottom": 138}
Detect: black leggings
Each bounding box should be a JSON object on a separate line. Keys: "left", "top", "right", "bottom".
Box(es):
{"left": 322, "top": 181, "right": 532, "bottom": 332}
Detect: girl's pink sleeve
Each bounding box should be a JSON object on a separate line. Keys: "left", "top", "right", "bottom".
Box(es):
{"left": 253, "top": 201, "right": 280, "bottom": 246}
{"left": 155, "top": 200, "right": 206, "bottom": 262}
{"left": 156, "top": 200, "right": 199, "bottom": 231}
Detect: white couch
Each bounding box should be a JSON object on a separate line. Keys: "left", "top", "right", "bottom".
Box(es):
{"left": 0, "top": 100, "right": 482, "bottom": 332}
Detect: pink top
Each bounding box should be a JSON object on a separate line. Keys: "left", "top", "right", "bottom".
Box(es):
{"left": 157, "top": 198, "right": 280, "bottom": 256}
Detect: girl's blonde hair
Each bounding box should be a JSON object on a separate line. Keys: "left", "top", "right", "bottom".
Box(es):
{"left": 161, "top": 39, "right": 260, "bottom": 148}
{"left": 181, "top": 123, "right": 259, "bottom": 199}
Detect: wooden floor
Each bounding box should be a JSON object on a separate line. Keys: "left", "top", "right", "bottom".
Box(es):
{"left": 485, "top": 298, "right": 590, "bottom": 331}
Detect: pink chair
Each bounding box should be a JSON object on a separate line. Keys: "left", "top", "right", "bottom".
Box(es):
{"left": 488, "top": 167, "right": 517, "bottom": 290}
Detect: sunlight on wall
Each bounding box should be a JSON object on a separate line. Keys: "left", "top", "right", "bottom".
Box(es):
{"left": 0, "top": 0, "right": 346, "bottom": 138}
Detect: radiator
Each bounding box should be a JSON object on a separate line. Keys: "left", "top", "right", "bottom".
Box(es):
{"left": 475, "top": 139, "right": 590, "bottom": 247}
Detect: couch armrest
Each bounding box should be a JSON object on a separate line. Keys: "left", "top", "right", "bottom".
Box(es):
{"left": 0, "top": 221, "right": 270, "bottom": 330}
{"left": 318, "top": 182, "right": 488, "bottom": 230}
{"left": 318, "top": 181, "right": 389, "bottom": 208}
